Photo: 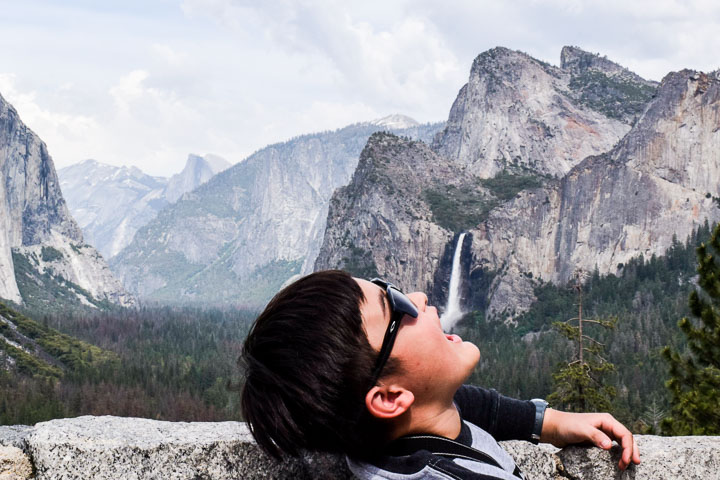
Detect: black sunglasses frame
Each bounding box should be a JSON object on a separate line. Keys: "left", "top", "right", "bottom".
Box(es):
{"left": 367, "top": 278, "right": 419, "bottom": 389}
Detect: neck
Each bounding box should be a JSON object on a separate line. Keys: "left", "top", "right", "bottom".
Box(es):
{"left": 391, "top": 400, "right": 462, "bottom": 440}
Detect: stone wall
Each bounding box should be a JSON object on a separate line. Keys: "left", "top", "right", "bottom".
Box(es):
{"left": 1, "top": 416, "right": 718, "bottom": 479}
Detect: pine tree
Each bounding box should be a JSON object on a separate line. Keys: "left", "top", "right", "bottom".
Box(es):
{"left": 548, "top": 274, "right": 617, "bottom": 412}
{"left": 662, "top": 224, "right": 720, "bottom": 435}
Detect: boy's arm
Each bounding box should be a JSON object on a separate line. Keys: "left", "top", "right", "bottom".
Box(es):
{"left": 540, "top": 409, "right": 641, "bottom": 471}
{"left": 455, "top": 386, "right": 641, "bottom": 471}
{"left": 453, "top": 385, "right": 535, "bottom": 441}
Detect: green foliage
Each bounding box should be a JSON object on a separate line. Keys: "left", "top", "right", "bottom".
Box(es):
{"left": 549, "top": 362, "right": 616, "bottom": 413}
{"left": 342, "top": 245, "right": 380, "bottom": 279}
{"left": 423, "top": 171, "right": 544, "bottom": 233}
{"left": 662, "top": 223, "right": 720, "bottom": 435}
{"left": 424, "top": 185, "right": 495, "bottom": 232}
{"left": 479, "top": 170, "right": 543, "bottom": 201}
{"left": 568, "top": 70, "right": 656, "bottom": 121}
{"left": 1, "top": 304, "right": 255, "bottom": 425}
{"left": 547, "top": 283, "right": 618, "bottom": 413}
{"left": 0, "top": 302, "right": 117, "bottom": 374}
{"left": 41, "top": 246, "right": 64, "bottom": 262}
{"left": 0, "top": 340, "right": 63, "bottom": 378}
{"left": 458, "top": 221, "right": 712, "bottom": 425}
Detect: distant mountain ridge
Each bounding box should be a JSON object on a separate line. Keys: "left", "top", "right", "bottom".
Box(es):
{"left": 0, "top": 92, "right": 133, "bottom": 309}
{"left": 59, "top": 154, "right": 229, "bottom": 259}
{"left": 110, "top": 118, "right": 443, "bottom": 306}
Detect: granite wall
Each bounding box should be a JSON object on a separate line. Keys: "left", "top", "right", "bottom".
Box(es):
{"left": 1, "top": 416, "right": 718, "bottom": 479}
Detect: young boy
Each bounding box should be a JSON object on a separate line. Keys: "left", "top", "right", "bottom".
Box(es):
{"left": 241, "top": 270, "right": 640, "bottom": 479}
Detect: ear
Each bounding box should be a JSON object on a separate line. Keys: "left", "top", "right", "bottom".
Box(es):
{"left": 365, "top": 384, "right": 415, "bottom": 419}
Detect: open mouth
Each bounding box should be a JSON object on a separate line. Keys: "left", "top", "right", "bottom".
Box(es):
{"left": 445, "top": 333, "right": 462, "bottom": 343}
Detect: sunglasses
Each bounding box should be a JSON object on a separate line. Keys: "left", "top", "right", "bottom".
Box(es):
{"left": 368, "top": 278, "right": 419, "bottom": 388}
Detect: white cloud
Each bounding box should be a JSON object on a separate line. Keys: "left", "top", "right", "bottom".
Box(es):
{"left": 4, "top": 0, "right": 720, "bottom": 178}
{"left": 0, "top": 73, "right": 100, "bottom": 161}
{"left": 179, "top": 0, "right": 465, "bottom": 119}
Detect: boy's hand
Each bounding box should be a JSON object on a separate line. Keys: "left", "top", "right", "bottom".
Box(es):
{"left": 540, "top": 409, "right": 641, "bottom": 470}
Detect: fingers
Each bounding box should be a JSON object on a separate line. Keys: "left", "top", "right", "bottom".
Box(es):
{"left": 590, "top": 428, "right": 612, "bottom": 450}
{"left": 593, "top": 413, "right": 640, "bottom": 470}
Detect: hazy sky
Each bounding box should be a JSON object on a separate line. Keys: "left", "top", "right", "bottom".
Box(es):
{"left": 1, "top": 0, "right": 719, "bottom": 176}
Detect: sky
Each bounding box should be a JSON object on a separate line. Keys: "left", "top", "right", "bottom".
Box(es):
{"left": 1, "top": 0, "right": 719, "bottom": 177}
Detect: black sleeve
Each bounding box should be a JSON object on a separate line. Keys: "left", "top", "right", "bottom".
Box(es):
{"left": 453, "top": 384, "right": 535, "bottom": 441}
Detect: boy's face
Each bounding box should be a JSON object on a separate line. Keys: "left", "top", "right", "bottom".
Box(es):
{"left": 356, "top": 278, "right": 480, "bottom": 403}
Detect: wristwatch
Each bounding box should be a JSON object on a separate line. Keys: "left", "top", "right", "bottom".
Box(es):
{"left": 530, "top": 398, "right": 548, "bottom": 444}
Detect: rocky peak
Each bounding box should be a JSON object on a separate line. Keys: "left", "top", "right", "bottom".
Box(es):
{"left": 561, "top": 46, "right": 656, "bottom": 86}
{"left": 370, "top": 114, "right": 420, "bottom": 129}
{"left": 164, "top": 154, "right": 230, "bottom": 204}
{"left": 433, "top": 46, "right": 630, "bottom": 179}
{"left": 315, "top": 132, "right": 476, "bottom": 295}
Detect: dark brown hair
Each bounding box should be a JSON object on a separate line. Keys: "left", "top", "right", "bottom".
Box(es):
{"left": 241, "top": 270, "right": 398, "bottom": 459}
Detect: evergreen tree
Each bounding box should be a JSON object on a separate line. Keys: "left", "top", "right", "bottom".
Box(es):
{"left": 662, "top": 224, "right": 720, "bottom": 435}
{"left": 548, "top": 275, "right": 617, "bottom": 412}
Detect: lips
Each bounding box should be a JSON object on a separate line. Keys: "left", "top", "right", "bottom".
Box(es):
{"left": 445, "top": 334, "right": 462, "bottom": 343}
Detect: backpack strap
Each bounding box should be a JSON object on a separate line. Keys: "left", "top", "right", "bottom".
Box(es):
{"left": 387, "top": 434, "right": 524, "bottom": 479}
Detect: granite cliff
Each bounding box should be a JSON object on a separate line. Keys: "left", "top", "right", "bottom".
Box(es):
{"left": 432, "top": 47, "right": 655, "bottom": 179}
{"left": 314, "top": 133, "right": 473, "bottom": 294}
{"left": 472, "top": 69, "right": 720, "bottom": 320}
{"left": 0, "top": 92, "right": 133, "bottom": 308}
{"left": 316, "top": 47, "right": 718, "bottom": 322}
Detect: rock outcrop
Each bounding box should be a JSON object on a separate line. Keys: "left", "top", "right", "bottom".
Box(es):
{"left": 0, "top": 92, "right": 133, "bottom": 308}
{"left": 432, "top": 47, "right": 651, "bottom": 179}
{"left": 2, "top": 417, "right": 719, "bottom": 479}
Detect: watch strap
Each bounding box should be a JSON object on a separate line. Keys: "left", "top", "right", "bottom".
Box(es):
{"left": 530, "top": 399, "right": 548, "bottom": 444}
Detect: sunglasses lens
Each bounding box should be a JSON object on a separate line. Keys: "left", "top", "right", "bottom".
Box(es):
{"left": 388, "top": 287, "right": 418, "bottom": 318}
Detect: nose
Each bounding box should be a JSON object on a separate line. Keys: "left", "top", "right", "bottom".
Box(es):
{"left": 407, "top": 292, "right": 428, "bottom": 312}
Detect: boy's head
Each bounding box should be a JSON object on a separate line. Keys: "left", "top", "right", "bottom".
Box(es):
{"left": 241, "top": 270, "right": 480, "bottom": 458}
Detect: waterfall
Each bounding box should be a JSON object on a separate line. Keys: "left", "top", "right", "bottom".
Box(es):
{"left": 440, "top": 232, "right": 466, "bottom": 331}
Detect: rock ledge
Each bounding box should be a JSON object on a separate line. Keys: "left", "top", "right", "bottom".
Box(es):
{"left": 1, "top": 416, "right": 718, "bottom": 479}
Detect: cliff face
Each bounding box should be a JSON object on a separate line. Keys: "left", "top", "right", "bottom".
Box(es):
{"left": 0, "top": 92, "right": 133, "bottom": 307}
{"left": 471, "top": 70, "right": 720, "bottom": 320}
{"left": 431, "top": 47, "right": 649, "bottom": 179}
{"left": 314, "top": 133, "right": 471, "bottom": 293}
{"left": 111, "top": 121, "right": 443, "bottom": 306}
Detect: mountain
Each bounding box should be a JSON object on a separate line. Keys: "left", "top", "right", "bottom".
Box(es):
{"left": 163, "top": 154, "right": 230, "bottom": 203}
{"left": 110, "top": 119, "right": 443, "bottom": 306}
{"left": 0, "top": 92, "right": 133, "bottom": 309}
{"left": 58, "top": 161, "right": 168, "bottom": 259}
{"left": 314, "top": 132, "right": 475, "bottom": 294}
{"left": 370, "top": 114, "right": 420, "bottom": 129}
{"left": 314, "top": 46, "right": 719, "bottom": 323}
{"left": 58, "top": 154, "right": 229, "bottom": 259}
{"left": 432, "top": 47, "right": 656, "bottom": 179}
{"left": 471, "top": 69, "right": 720, "bottom": 320}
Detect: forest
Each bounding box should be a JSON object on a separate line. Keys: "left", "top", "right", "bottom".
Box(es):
{"left": 0, "top": 221, "right": 713, "bottom": 430}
